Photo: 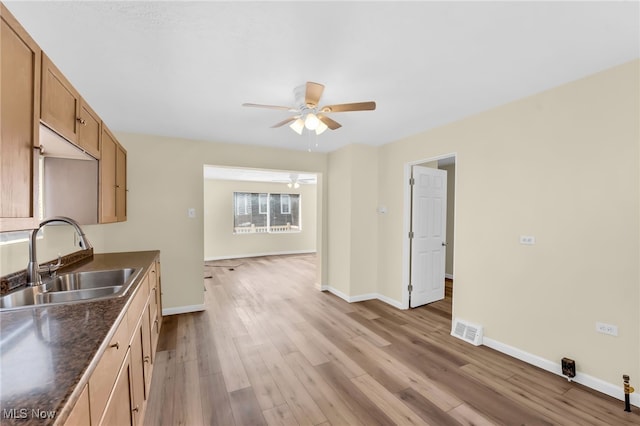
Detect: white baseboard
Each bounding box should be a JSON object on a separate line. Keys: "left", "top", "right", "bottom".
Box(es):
{"left": 162, "top": 304, "right": 206, "bottom": 316}
{"left": 321, "top": 285, "right": 405, "bottom": 310}
{"left": 445, "top": 273, "right": 454, "bottom": 280}
{"left": 205, "top": 250, "right": 316, "bottom": 262}
{"left": 483, "top": 337, "right": 640, "bottom": 408}
{"left": 376, "top": 293, "right": 406, "bottom": 310}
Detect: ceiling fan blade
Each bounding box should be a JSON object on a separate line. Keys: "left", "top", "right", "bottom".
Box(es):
{"left": 270, "top": 117, "right": 298, "bottom": 128}
{"left": 320, "top": 101, "right": 376, "bottom": 113}
{"left": 318, "top": 114, "right": 342, "bottom": 130}
{"left": 242, "top": 103, "right": 296, "bottom": 112}
{"left": 305, "top": 82, "right": 325, "bottom": 107}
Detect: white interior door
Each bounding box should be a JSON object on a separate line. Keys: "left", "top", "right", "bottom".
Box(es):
{"left": 410, "top": 165, "right": 447, "bottom": 308}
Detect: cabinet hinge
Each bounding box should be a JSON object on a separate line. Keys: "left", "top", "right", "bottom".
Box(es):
{"left": 408, "top": 231, "right": 414, "bottom": 239}
{"left": 409, "top": 177, "right": 415, "bottom": 186}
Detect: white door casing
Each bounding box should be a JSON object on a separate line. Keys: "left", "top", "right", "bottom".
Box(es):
{"left": 410, "top": 166, "right": 447, "bottom": 308}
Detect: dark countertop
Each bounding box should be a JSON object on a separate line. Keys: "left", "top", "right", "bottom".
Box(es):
{"left": 0, "top": 250, "right": 160, "bottom": 426}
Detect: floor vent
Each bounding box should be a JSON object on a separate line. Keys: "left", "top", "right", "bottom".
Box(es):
{"left": 451, "top": 318, "right": 483, "bottom": 346}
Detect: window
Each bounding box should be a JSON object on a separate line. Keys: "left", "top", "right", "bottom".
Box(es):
{"left": 233, "top": 192, "right": 301, "bottom": 233}
{"left": 280, "top": 194, "right": 291, "bottom": 214}
{"left": 236, "top": 193, "right": 249, "bottom": 215}
{"left": 259, "top": 193, "right": 268, "bottom": 214}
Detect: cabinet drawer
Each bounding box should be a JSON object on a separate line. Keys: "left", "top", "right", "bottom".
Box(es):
{"left": 89, "top": 316, "right": 129, "bottom": 426}
{"left": 127, "top": 274, "right": 149, "bottom": 333}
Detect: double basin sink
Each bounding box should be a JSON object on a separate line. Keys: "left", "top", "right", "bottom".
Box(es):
{"left": 0, "top": 268, "right": 141, "bottom": 310}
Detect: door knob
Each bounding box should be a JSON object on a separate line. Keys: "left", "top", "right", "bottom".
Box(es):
{"left": 442, "top": 242, "right": 447, "bottom": 246}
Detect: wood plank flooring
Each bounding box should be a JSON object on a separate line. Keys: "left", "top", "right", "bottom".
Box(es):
{"left": 144, "top": 254, "right": 639, "bottom": 425}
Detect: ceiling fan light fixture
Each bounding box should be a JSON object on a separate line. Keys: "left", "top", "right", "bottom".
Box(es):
{"left": 289, "top": 118, "right": 304, "bottom": 135}
{"left": 315, "top": 120, "right": 328, "bottom": 135}
{"left": 304, "top": 113, "right": 320, "bottom": 130}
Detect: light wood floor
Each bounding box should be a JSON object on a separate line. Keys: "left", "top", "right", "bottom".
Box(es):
{"left": 144, "top": 254, "right": 639, "bottom": 425}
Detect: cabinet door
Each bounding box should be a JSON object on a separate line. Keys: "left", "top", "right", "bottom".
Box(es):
{"left": 116, "top": 144, "right": 127, "bottom": 221}
{"left": 0, "top": 4, "right": 41, "bottom": 232}
{"left": 89, "top": 316, "right": 129, "bottom": 426}
{"left": 99, "top": 127, "right": 117, "bottom": 223}
{"left": 130, "top": 325, "right": 145, "bottom": 426}
{"left": 141, "top": 304, "right": 153, "bottom": 395}
{"left": 64, "top": 384, "right": 90, "bottom": 426}
{"left": 99, "top": 350, "right": 134, "bottom": 426}
{"left": 78, "top": 99, "right": 101, "bottom": 159}
{"left": 41, "top": 53, "right": 79, "bottom": 143}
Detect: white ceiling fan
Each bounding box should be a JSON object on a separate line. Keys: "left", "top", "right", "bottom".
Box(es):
{"left": 243, "top": 82, "right": 376, "bottom": 135}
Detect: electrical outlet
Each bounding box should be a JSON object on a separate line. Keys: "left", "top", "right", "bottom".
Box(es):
{"left": 596, "top": 322, "right": 618, "bottom": 336}
{"left": 519, "top": 235, "right": 535, "bottom": 245}
{"left": 561, "top": 357, "right": 576, "bottom": 378}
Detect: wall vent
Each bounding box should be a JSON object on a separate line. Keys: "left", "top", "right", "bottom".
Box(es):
{"left": 451, "top": 318, "right": 483, "bottom": 346}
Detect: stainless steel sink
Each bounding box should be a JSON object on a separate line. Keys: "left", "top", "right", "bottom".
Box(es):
{"left": 45, "top": 268, "right": 136, "bottom": 292}
{"left": 0, "top": 268, "right": 140, "bottom": 311}
{"left": 38, "top": 286, "right": 123, "bottom": 304}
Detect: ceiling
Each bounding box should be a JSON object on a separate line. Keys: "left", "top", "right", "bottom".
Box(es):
{"left": 6, "top": 1, "right": 639, "bottom": 153}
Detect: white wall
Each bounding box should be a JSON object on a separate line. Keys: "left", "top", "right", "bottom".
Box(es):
{"left": 203, "top": 179, "right": 316, "bottom": 260}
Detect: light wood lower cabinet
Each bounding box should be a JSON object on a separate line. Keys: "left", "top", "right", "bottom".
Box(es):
{"left": 65, "top": 262, "right": 161, "bottom": 426}
{"left": 63, "top": 385, "right": 90, "bottom": 426}
{"left": 100, "top": 349, "right": 134, "bottom": 426}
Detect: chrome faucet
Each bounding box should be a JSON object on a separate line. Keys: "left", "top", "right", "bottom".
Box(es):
{"left": 27, "top": 216, "right": 93, "bottom": 286}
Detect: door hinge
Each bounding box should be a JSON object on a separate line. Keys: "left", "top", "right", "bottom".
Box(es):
{"left": 409, "top": 177, "right": 415, "bottom": 186}
{"left": 408, "top": 231, "right": 414, "bottom": 239}
{"left": 408, "top": 284, "right": 413, "bottom": 293}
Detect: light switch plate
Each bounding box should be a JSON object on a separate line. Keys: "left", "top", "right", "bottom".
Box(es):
{"left": 596, "top": 322, "right": 618, "bottom": 336}
{"left": 520, "top": 235, "right": 535, "bottom": 245}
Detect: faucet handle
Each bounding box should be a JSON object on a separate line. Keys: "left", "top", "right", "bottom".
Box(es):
{"left": 38, "top": 255, "right": 63, "bottom": 277}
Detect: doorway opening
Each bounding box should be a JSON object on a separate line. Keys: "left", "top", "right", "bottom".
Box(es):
{"left": 202, "top": 165, "right": 322, "bottom": 289}
{"left": 403, "top": 154, "right": 456, "bottom": 311}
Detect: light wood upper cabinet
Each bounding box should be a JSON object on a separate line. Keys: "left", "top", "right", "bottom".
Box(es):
{"left": 0, "top": 3, "right": 41, "bottom": 232}
{"left": 78, "top": 99, "right": 101, "bottom": 158}
{"left": 100, "top": 125, "right": 126, "bottom": 223}
{"left": 41, "top": 53, "right": 80, "bottom": 144}
{"left": 41, "top": 53, "right": 102, "bottom": 159}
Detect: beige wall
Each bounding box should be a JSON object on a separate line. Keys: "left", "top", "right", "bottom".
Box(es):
{"left": 327, "top": 145, "right": 352, "bottom": 295}
{"left": 13, "top": 135, "right": 329, "bottom": 311}
{"left": 0, "top": 226, "right": 79, "bottom": 276}
{"left": 327, "top": 144, "right": 379, "bottom": 297}
{"left": 375, "top": 60, "right": 639, "bottom": 387}
{"left": 203, "top": 179, "right": 317, "bottom": 260}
